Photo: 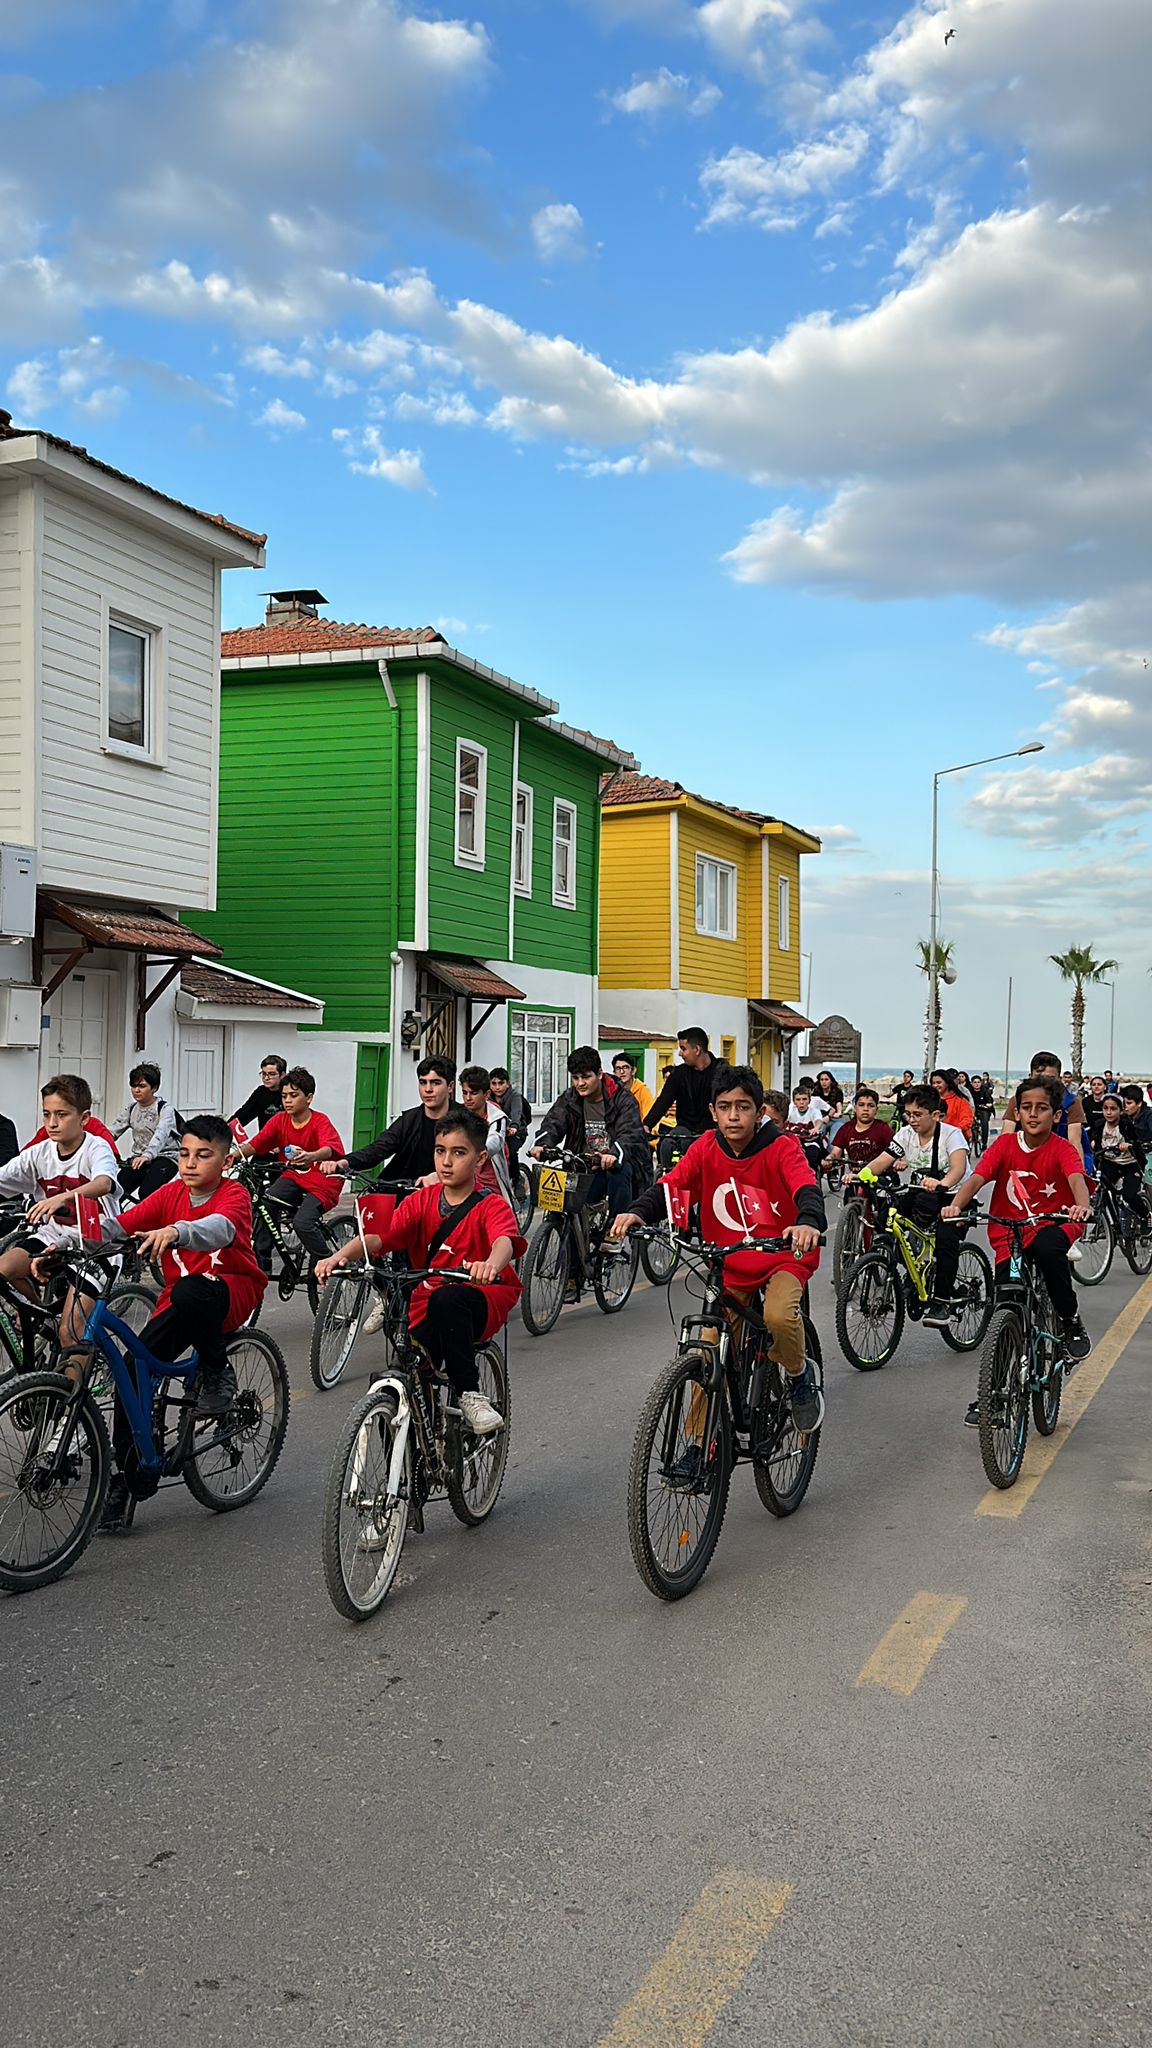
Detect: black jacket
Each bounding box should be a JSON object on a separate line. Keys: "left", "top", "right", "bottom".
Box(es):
{"left": 643, "top": 1059, "right": 721, "bottom": 1136}
{"left": 536, "top": 1075, "right": 652, "bottom": 1189}
{"left": 346, "top": 1105, "right": 443, "bottom": 1182}
{"left": 0, "top": 1113, "right": 18, "bottom": 1168}
{"left": 231, "top": 1083, "right": 284, "bottom": 1130}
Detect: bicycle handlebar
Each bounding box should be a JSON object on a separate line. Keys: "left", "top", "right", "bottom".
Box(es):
{"left": 987, "top": 1212, "right": 1078, "bottom": 1227}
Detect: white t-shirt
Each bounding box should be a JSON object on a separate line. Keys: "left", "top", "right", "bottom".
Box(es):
{"left": 0, "top": 1133, "right": 121, "bottom": 1245}
{"left": 788, "top": 1101, "right": 828, "bottom": 1129}
{"left": 886, "top": 1121, "right": 967, "bottom": 1176}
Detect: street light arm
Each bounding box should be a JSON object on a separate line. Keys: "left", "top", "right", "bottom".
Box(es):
{"left": 935, "top": 742, "right": 1045, "bottom": 784}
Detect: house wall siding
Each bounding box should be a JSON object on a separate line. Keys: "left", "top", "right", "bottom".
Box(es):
{"left": 513, "top": 723, "right": 600, "bottom": 977}
{"left": 766, "top": 836, "right": 802, "bottom": 1000}
{"left": 598, "top": 808, "right": 670, "bottom": 990}
{"left": 0, "top": 482, "right": 34, "bottom": 847}
{"left": 426, "top": 671, "right": 514, "bottom": 958}
{"left": 37, "top": 482, "right": 219, "bottom": 908}
{"left": 678, "top": 812, "right": 755, "bottom": 999}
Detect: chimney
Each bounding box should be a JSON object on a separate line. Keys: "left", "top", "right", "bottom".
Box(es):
{"left": 264, "top": 587, "right": 327, "bottom": 626}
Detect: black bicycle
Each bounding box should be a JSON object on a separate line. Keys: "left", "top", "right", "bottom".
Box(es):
{"left": 625, "top": 1230, "right": 824, "bottom": 1601}
{"left": 234, "top": 1158, "right": 356, "bottom": 1317}
{"left": 975, "top": 1214, "right": 1076, "bottom": 1489}
{"left": 321, "top": 1266, "right": 510, "bottom": 1619}
{"left": 308, "top": 1176, "right": 419, "bottom": 1391}
{"left": 1071, "top": 1172, "right": 1152, "bottom": 1288}
{"left": 520, "top": 1149, "right": 639, "bottom": 1334}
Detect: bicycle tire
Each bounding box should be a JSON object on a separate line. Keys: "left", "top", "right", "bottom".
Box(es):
{"left": 836, "top": 1251, "right": 905, "bottom": 1370}
{"left": 1073, "top": 1203, "right": 1113, "bottom": 1286}
{"left": 182, "top": 1329, "right": 289, "bottom": 1512}
{"left": 976, "top": 1307, "right": 1029, "bottom": 1488}
{"left": 0, "top": 1372, "right": 110, "bottom": 1593}
{"left": 309, "top": 1269, "right": 372, "bottom": 1390}
{"left": 446, "top": 1343, "right": 510, "bottom": 1526}
{"left": 832, "top": 1199, "right": 865, "bottom": 1290}
{"left": 322, "top": 1384, "right": 410, "bottom": 1620}
{"left": 626, "top": 1350, "right": 732, "bottom": 1601}
{"left": 753, "top": 1318, "right": 823, "bottom": 1517}
{"left": 593, "top": 1232, "right": 639, "bottom": 1314}
{"left": 521, "top": 1220, "right": 569, "bottom": 1336}
{"left": 1121, "top": 1211, "right": 1152, "bottom": 1276}
{"left": 939, "top": 1243, "right": 995, "bottom": 1353}
{"left": 510, "top": 1166, "right": 535, "bottom": 1236}
{"left": 1032, "top": 1364, "right": 1063, "bottom": 1435}
{"left": 640, "top": 1227, "right": 680, "bottom": 1287}
{"left": 306, "top": 1215, "right": 358, "bottom": 1316}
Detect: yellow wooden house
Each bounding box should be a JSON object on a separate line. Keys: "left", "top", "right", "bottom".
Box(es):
{"left": 597, "top": 774, "right": 820, "bottom": 1090}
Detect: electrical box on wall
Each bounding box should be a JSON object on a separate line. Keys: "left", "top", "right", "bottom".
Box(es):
{"left": 0, "top": 845, "right": 37, "bottom": 939}
{"left": 0, "top": 984, "right": 41, "bottom": 1049}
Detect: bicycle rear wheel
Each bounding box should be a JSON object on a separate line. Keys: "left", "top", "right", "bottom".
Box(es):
{"left": 939, "top": 1243, "right": 994, "bottom": 1353}
{"left": 0, "top": 1373, "right": 109, "bottom": 1593}
{"left": 626, "top": 1351, "right": 732, "bottom": 1601}
{"left": 1121, "top": 1208, "right": 1152, "bottom": 1276}
{"left": 836, "top": 1251, "right": 905, "bottom": 1370}
{"left": 594, "top": 1232, "right": 639, "bottom": 1314}
{"left": 640, "top": 1226, "right": 679, "bottom": 1287}
{"left": 310, "top": 1269, "right": 372, "bottom": 1390}
{"left": 832, "top": 1199, "right": 865, "bottom": 1290}
{"left": 976, "top": 1308, "right": 1030, "bottom": 1488}
{"left": 307, "top": 1215, "right": 358, "bottom": 1315}
{"left": 182, "top": 1329, "right": 289, "bottom": 1511}
{"left": 446, "top": 1343, "right": 510, "bottom": 1525}
{"left": 521, "top": 1219, "right": 568, "bottom": 1335}
{"left": 510, "top": 1164, "right": 535, "bottom": 1236}
{"left": 753, "top": 1319, "right": 823, "bottom": 1517}
{"left": 322, "top": 1384, "right": 410, "bottom": 1619}
{"left": 1073, "top": 1202, "right": 1113, "bottom": 1286}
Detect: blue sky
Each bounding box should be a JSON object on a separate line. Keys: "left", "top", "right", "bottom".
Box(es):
{"left": 2, "top": 0, "right": 1148, "bottom": 1068}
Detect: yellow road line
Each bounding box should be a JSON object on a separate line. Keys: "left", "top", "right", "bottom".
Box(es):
{"left": 596, "top": 1871, "right": 792, "bottom": 2048}
{"left": 855, "top": 1591, "right": 968, "bottom": 1697}
{"left": 976, "top": 1270, "right": 1152, "bottom": 1519}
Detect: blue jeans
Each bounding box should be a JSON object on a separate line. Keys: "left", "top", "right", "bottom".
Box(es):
{"left": 588, "top": 1163, "right": 634, "bottom": 1227}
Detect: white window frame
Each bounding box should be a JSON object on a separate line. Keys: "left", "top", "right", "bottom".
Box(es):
{"left": 104, "top": 609, "right": 162, "bottom": 764}
{"left": 695, "top": 852, "right": 738, "bottom": 940}
{"left": 552, "top": 798, "right": 577, "bottom": 910}
{"left": 513, "top": 782, "right": 534, "bottom": 897}
{"left": 778, "top": 874, "right": 791, "bottom": 951}
{"left": 454, "top": 737, "right": 488, "bottom": 870}
{"left": 510, "top": 1006, "right": 574, "bottom": 1109}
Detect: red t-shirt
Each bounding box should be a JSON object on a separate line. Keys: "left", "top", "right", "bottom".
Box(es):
{"left": 30, "top": 1116, "right": 118, "bottom": 1149}
{"left": 249, "top": 1109, "right": 344, "bottom": 1209}
{"left": 976, "top": 1129, "right": 1085, "bottom": 1259}
{"left": 658, "top": 1126, "right": 820, "bottom": 1291}
{"left": 833, "top": 1121, "right": 893, "bottom": 1168}
{"left": 362, "top": 1183, "right": 526, "bottom": 1342}
{"left": 119, "top": 1177, "right": 267, "bottom": 1328}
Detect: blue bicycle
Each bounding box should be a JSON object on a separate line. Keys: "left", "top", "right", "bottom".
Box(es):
{"left": 0, "top": 1245, "right": 289, "bottom": 1593}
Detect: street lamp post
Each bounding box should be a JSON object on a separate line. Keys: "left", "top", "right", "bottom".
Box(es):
{"left": 927, "top": 742, "right": 1045, "bottom": 1073}
{"left": 1100, "top": 977, "right": 1117, "bottom": 1071}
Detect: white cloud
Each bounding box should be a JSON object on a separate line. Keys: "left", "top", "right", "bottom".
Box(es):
{"left": 696, "top": 0, "right": 792, "bottom": 68}
{"left": 610, "top": 67, "right": 721, "bottom": 117}
{"left": 392, "top": 389, "right": 479, "bottom": 425}
{"left": 255, "top": 396, "right": 307, "bottom": 433}
{"left": 701, "top": 127, "right": 868, "bottom": 228}
{"left": 243, "top": 344, "right": 316, "bottom": 379}
{"left": 530, "top": 202, "right": 589, "bottom": 265}
{"left": 433, "top": 614, "right": 490, "bottom": 636}
{"left": 6, "top": 336, "right": 127, "bottom": 419}
{"left": 333, "top": 424, "right": 431, "bottom": 490}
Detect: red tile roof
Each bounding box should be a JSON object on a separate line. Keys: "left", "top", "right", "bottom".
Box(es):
{"left": 181, "top": 962, "right": 321, "bottom": 1010}
{"left": 0, "top": 410, "right": 265, "bottom": 549}
{"left": 222, "top": 619, "right": 444, "bottom": 657}
{"left": 425, "top": 956, "right": 525, "bottom": 1002}
{"left": 601, "top": 772, "right": 817, "bottom": 842}
{"left": 40, "top": 894, "right": 221, "bottom": 957}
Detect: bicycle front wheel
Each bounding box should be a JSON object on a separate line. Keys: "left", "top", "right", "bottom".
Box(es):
{"left": 183, "top": 1329, "right": 290, "bottom": 1511}
{"left": 310, "top": 1269, "right": 372, "bottom": 1390}
{"left": 1074, "top": 1203, "right": 1113, "bottom": 1286}
{"left": 753, "top": 1318, "right": 823, "bottom": 1517}
{"left": 510, "top": 1164, "right": 535, "bottom": 1236}
{"left": 0, "top": 1372, "right": 110, "bottom": 1593}
{"left": 626, "top": 1351, "right": 732, "bottom": 1601}
{"left": 446, "top": 1343, "right": 510, "bottom": 1526}
{"left": 836, "top": 1251, "right": 905, "bottom": 1370}
{"left": 939, "top": 1243, "right": 995, "bottom": 1353}
{"left": 307, "top": 1215, "right": 358, "bottom": 1315}
{"left": 976, "top": 1308, "right": 1030, "bottom": 1488}
{"left": 640, "top": 1226, "right": 680, "bottom": 1287}
{"left": 832, "top": 1199, "right": 864, "bottom": 1290}
{"left": 521, "top": 1220, "right": 569, "bottom": 1336}
{"left": 1121, "top": 1208, "right": 1152, "bottom": 1276}
{"left": 322, "top": 1384, "right": 411, "bottom": 1619}
{"left": 593, "top": 1232, "right": 639, "bottom": 1314}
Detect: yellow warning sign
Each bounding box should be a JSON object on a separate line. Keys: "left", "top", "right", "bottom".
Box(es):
{"left": 537, "top": 1166, "right": 568, "bottom": 1213}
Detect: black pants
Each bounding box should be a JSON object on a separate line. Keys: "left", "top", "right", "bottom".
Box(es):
{"left": 416, "top": 1285, "right": 487, "bottom": 1395}
{"left": 255, "top": 1176, "right": 330, "bottom": 1269}
{"left": 896, "top": 1187, "right": 961, "bottom": 1299}
{"left": 995, "top": 1224, "right": 1077, "bottom": 1322}
{"left": 1101, "top": 1159, "right": 1147, "bottom": 1219}
{"left": 112, "top": 1275, "right": 231, "bottom": 1468}
{"left": 118, "top": 1157, "right": 178, "bottom": 1201}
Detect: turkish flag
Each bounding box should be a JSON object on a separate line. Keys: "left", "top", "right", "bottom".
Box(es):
{"left": 75, "top": 1194, "right": 103, "bottom": 1245}
{"left": 663, "top": 1183, "right": 693, "bottom": 1232}
{"left": 229, "top": 1118, "right": 249, "bottom": 1144}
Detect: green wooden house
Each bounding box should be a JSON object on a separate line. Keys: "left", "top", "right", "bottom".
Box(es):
{"left": 193, "top": 593, "right": 636, "bottom": 1146}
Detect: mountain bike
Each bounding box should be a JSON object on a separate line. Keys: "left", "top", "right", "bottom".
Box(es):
{"left": 520, "top": 1149, "right": 639, "bottom": 1334}
{"left": 1072, "top": 1173, "right": 1152, "bottom": 1287}
{"left": 835, "top": 1182, "right": 992, "bottom": 1370}
{"left": 234, "top": 1157, "right": 356, "bottom": 1318}
{"left": 625, "top": 1230, "right": 824, "bottom": 1601}
{"left": 831, "top": 1171, "right": 891, "bottom": 1289}
{"left": 638, "top": 1130, "right": 692, "bottom": 1287}
{"left": 0, "top": 1244, "right": 289, "bottom": 1593}
{"left": 508, "top": 1157, "right": 535, "bottom": 1236}
{"left": 975, "top": 1214, "right": 1075, "bottom": 1489}
{"left": 308, "top": 1175, "right": 418, "bottom": 1391}
{"left": 321, "top": 1267, "right": 510, "bottom": 1620}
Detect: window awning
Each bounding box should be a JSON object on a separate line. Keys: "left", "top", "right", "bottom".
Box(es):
{"left": 424, "top": 956, "right": 525, "bottom": 1002}
{"left": 749, "top": 1000, "right": 818, "bottom": 1035}
{"left": 39, "top": 893, "right": 220, "bottom": 959}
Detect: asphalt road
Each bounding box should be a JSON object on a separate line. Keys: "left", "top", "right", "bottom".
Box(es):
{"left": 5, "top": 1217, "right": 1152, "bottom": 2048}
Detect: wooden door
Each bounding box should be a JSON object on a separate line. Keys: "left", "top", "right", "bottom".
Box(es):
{"left": 43, "top": 971, "right": 114, "bottom": 1118}
{"left": 177, "top": 1024, "right": 227, "bottom": 1114}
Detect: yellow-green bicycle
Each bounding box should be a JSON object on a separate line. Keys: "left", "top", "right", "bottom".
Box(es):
{"left": 834, "top": 1175, "right": 993, "bottom": 1370}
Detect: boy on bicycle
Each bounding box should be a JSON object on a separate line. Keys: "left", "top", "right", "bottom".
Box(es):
{"left": 316, "top": 1108, "right": 525, "bottom": 1437}
{"left": 1096, "top": 1092, "right": 1149, "bottom": 1230}
{"left": 827, "top": 1088, "right": 893, "bottom": 1178}
{"left": 942, "top": 1076, "right": 1091, "bottom": 1420}
{"left": 612, "top": 1064, "right": 825, "bottom": 1431}
{"left": 232, "top": 1066, "right": 344, "bottom": 1275}
{"left": 0, "top": 1073, "right": 120, "bottom": 1355}
{"left": 858, "top": 1085, "right": 969, "bottom": 1328}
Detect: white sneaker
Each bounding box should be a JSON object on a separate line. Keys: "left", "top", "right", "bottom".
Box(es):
{"left": 1067, "top": 1239, "right": 1083, "bottom": 1265}
{"left": 363, "top": 1299, "right": 386, "bottom": 1335}
{"left": 355, "top": 1515, "right": 393, "bottom": 1554}
{"left": 459, "top": 1390, "right": 504, "bottom": 1436}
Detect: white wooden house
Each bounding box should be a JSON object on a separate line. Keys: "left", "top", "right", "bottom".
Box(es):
{"left": 0, "top": 409, "right": 321, "bottom": 1140}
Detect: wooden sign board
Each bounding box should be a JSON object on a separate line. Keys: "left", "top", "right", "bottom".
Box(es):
{"left": 807, "top": 1014, "right": 862, "bottom": 1087}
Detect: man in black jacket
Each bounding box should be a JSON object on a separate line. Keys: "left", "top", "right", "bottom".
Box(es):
{"left": 230, "top": 1055, "right": 287, "bottom": 1132}
{"left": 642, "top": 1027, "right": 720, "bottom": 1169}
{"left": 319, "top": 1056, "right": 456, "bottom": 1185}
{"left": 533, "top": 1047, "right": 651, "bottom": 1227}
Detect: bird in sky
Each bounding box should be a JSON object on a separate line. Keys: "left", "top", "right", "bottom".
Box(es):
{"left": 944, "top": 26, "right": 956, "bottom": 42}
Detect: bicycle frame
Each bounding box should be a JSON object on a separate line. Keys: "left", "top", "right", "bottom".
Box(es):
{"left": 675, "top": 1253, "right": 799, "bottom": 1465}
{"left": 78, "top": 1295, "right": 202, "bottom": 1479}
{"left": 991, "top": 1219, "right": 1068, "bottom": 1391}
{"left": 885, "top": 1210, "right": 937, "bottom": 1303}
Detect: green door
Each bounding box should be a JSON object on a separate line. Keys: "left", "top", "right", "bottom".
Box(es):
{"left": 353, "top": 1044, "right": 391, "bottom": 1149}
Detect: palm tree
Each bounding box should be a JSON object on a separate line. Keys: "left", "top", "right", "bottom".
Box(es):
{"left": 1049, "top": 945, "right": 1119, "bottom": 1080}
{"left": 917, "top": 937, "right": 955, "bottom": 1073}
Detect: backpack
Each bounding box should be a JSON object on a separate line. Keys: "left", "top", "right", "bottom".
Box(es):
{"left": 159, "top": 1098, "right": 186, "bottom": 1138}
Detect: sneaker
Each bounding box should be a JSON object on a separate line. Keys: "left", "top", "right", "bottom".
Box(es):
{"left": 922, "top": 1298, "right": 955, "bottom": 1329}
{"left": 195, "top": 1362, "right": 237, "bottom": 1417}
{"left": 964, "top": 1399, "right": 980, "bottom": 1428}
{"left": 355, "top": 1514, "right": 394, "bottom": 1554}
{"left": 1066, "top": 1239, "right": 1083, "bottom": 1265}
{"left": 459, "top": 1389, "right": 503, "bottom": 1437}
{"left": 1063, "top": 1315, "right": 1092, "bottom": 1363}
{"left": 363, "top": 1299, "right": 386, "bottom": 1336}
{"left": 667, "top": 1442, "right": 705, "bottom": 1489}
{"left": 98, "top": 1475, "right": 132, "bottom": 1533}
{"left": 786, "top": 1364, "right": 824, "bottom": 1434}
